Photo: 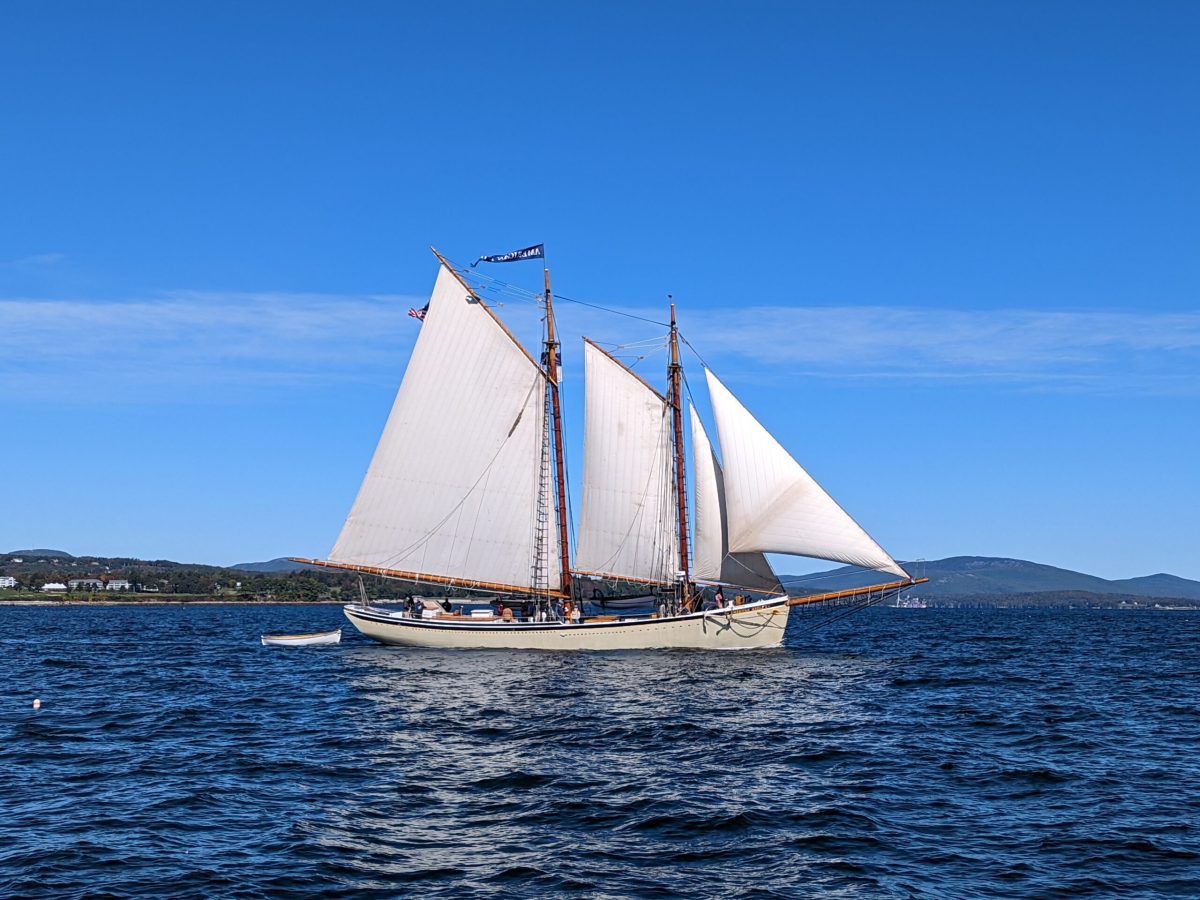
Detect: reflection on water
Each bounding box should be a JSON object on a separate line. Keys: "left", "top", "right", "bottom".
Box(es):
{"left": 320, "top": 642, "right": 883, "bottom": 892}
{"left": 2, "top": 604, "right": 1198, "bottom": 898}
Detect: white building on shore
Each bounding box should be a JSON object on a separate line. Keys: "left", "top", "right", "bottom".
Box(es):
{"left": 105, "top": 579, "right": 132, "bottom": 591}
{"left": 68, "top": 578, "right": 104, "bottom": 591}
{"left": 0, "top": 575, "right": 17, "bottom": 589}
{"left": 41, "top": 582, "right": 68, "bottom": 593}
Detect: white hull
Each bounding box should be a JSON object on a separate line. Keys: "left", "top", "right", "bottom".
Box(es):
{"left": 261, "top": 628, "right": 342, "bottom": 646}
{"left": 344, "top": 599, "right": 790, "bottom": 650}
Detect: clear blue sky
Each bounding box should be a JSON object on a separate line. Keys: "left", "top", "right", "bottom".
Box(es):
{"left": 2, "top": 2, "right": 1197, "bottom": 579}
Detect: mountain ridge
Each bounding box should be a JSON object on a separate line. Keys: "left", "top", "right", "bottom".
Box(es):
{"left": 785, "top": 556, "right": 1200, "bottom": 601}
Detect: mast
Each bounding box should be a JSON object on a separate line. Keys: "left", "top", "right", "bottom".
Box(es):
{"left": 668, "top": 301, "right": 691, "bottom": 591}
{"left": 544, "top": 266, "right": 573, "bottom": 597}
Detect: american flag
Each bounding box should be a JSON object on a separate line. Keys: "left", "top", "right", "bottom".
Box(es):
{"left": 408, "top": 303, "right": 429, "bottom": 322}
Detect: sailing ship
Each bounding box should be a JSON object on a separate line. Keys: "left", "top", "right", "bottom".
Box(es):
{"left": 292, "top": 249, "right": 925, "bottom": 650}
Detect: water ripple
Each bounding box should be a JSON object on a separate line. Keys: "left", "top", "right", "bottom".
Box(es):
{"left": 2, "top": 605, "right": 1199, "bottom": 897}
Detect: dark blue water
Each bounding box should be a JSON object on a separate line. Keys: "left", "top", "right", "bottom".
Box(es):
{"left": 2, "top": 605, "right": 1198, "bottom": 898}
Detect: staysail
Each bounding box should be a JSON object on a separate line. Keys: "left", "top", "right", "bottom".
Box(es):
{"left": 689, "top": 405, "right": 782, "bottom": 593}
{"left": 704, "top": 369, "right": 908, "bottom": 579}
{"left": 329, "top": 264, "right": 560, "bottom": 592}
{"left": 572, "top": 340, "right": 678, "bottom": 584}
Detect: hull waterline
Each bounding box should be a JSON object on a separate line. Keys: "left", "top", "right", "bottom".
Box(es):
{"left": 343, "top": 600, "right": 790, "bottom": 650}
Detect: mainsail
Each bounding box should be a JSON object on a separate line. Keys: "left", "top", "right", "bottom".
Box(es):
{"left": 329, "top": 264, "right": 560, "bottom": 593}
{"left": 704, "top": 369, "right": 908, "bottom": 579}
{"left": 689, "top": 405, "right": 782, "bottom": 593}
{"left": 572, "top": 340, "right": 678, "bottom": 584}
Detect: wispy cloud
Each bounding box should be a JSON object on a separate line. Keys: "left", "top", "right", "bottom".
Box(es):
{"left": 1, "top": 290, "right": 1198, "bottom": 403}
{"left": 0, "top": 292, "right": 423, "bottom": 402}
{"left": 677, "top": 306, "right": 1200, "bottom": 393}
{"left": 2, "top": 252, "right": 66, "bottom": 268}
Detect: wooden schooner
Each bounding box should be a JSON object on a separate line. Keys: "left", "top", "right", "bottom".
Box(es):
{"left": 292, "top": 249, "right": 925, "bottom": 649}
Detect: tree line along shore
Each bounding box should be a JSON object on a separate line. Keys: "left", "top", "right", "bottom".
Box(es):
{"left": 4, "top": 553, "right": 1198, "bottom": 609}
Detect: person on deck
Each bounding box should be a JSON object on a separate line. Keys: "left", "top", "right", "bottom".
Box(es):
{"left": 714, "top": 587, "right": 725, "bottom": 608}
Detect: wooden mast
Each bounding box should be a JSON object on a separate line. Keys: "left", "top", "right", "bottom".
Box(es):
{"left": 668, "top": 301, "right": 691, "bottom": 593}
{"left": 544, "top": 266, "right": 573, "bottom": 597}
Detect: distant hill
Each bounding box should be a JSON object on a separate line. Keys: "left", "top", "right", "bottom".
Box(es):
{"left": 5, "top": 550, "right": 1199, "bottom": 607}
{"left": 231, "top": 558, "right": 311, "bottom": 573}
{"left": 1107, "top": 573, "right": 1200, "bottom": 599}
{"left": 784, "top": 556, "right": 1200, "bottom": 602}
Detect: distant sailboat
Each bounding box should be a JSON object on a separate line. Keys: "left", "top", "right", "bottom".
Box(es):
{"left": 292, "top": 249, "right": 925, "bottom": 649}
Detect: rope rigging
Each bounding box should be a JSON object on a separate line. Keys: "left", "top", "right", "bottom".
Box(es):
{"left": 425, "top": 252, "right": 907, "bottom": 608}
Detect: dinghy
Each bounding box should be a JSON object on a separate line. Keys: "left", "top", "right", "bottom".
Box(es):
{"left": 260, "top": 628, "right": 342, "bottom": 647}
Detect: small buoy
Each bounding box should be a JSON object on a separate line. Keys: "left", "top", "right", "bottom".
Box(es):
{"left": 32, "top": 698, "right": 41, "bottom": 710}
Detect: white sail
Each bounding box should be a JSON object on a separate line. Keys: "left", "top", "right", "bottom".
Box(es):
{"left": 690, "top": 405, "right": 782, "bottom": 593}
{"left": 573, "top": 340, "right": 678, "bottom": 584}
{"left": 330, "top": 265, "right": 560, "bottom": 592}
{"left": 704, "top": 369, "right": 908, "bottom": 579}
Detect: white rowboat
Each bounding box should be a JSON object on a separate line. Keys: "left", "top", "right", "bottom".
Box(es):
{"left": 261, "top": 628, "right": 342, "bottom": 647}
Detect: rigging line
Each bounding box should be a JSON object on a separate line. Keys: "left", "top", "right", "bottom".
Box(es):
{"left": 475, "top": 279, "right": 541, "bottom": 300}
{"left": 463, "top": 270, "right": 537, "bottom": 292}
{"left": 591, "top": 333, "right": 670, "bottom": 346}
{"left": 723, "top": 551, "right": 777, "bottom": 584}
{"left": 468, "top": 286, "right": 543, "bottom": 309}
{"left": 591, "top": 339, "right": 670, "bottom": 353}
{"left": 612, "top": 341, "right": 669, "bottom": 375}
{"left": 444, "top": 253, "right": 669, "bottom": 325}
{"left": 679, "top": 334, "right": 710, "bottom": 370}
{"left": 371, "top": 375, "right": 544, "bottom": 572}
{"left": 777, "top": 570, "right": 879, "bottom": 586}
{"left": 445, "top": 258, "right": 543, "bottom": 302}
{"left": 681, "top": 368, "right": 699, "bottom": 410}
{"left": 794, "top": 586, "right": 903, "bottom": 633}
{"left": 553, "top": 292, "right": 669, "bottom": 326}
{"left": 461, "top": 269, "right": 537, "bottom": 292}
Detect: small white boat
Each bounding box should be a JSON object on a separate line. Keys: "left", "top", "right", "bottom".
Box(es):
{"left": 261, "top": 628, "right": 342, "bottom": 647}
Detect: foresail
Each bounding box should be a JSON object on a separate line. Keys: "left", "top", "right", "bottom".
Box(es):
{"left": 690, "top": 405, "right": 782, "bottom": 593}
{"left": 704, "top": 369, "right": 908, "bottom": 579}
{"left": 573, "top": 340, "right": 678, "bottom": 584}
{"left": 330, "top": 265, "right": 559, "bottom": 592}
